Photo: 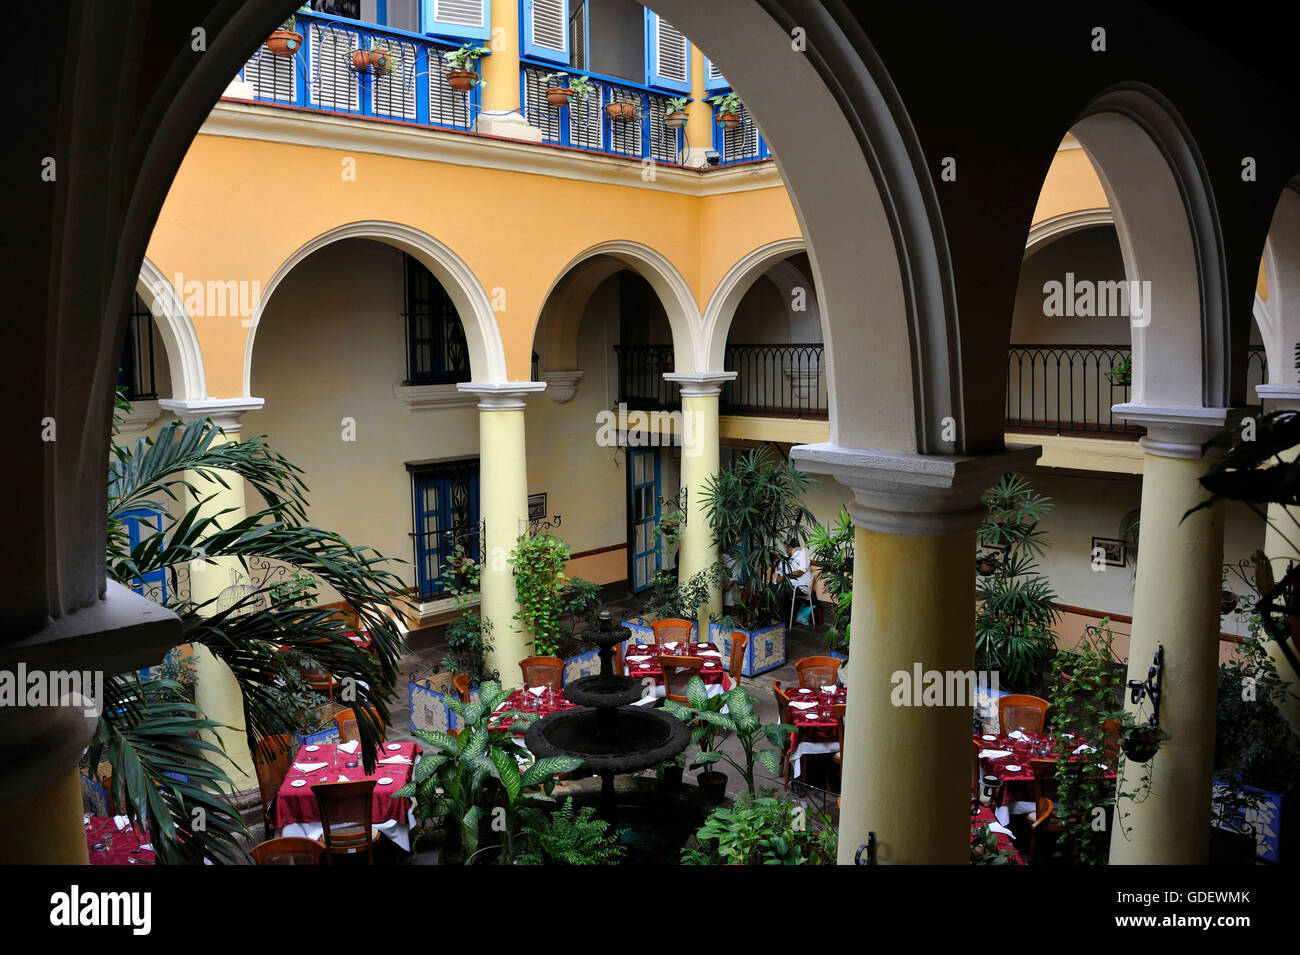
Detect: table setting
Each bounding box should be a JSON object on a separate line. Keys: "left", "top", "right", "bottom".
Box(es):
{"left": 974, "top": 729, "right": 1116, "bottom": 826}
{"left": 85, "top": 814, "right": 155, "bottom": 865}
{"left": 488, "top": 686, "right": 577, "bottom": 734}
{"left": 786, "top": 684, "right": 847, "bottom": 778}
{"left": 622, "top": 640, "right": 731, "bottom": 702}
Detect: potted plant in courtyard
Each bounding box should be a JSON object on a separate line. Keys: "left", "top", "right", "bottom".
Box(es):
{"left": 509, "top": 532, "right": 603, "bottom": 659}
{"left": 682, "top": 791, "right": 837, "bottom": 864}
{"left": 267, "top": 6, "right": 311, "bottom": 57}
{"left": 1105, "top": 356, "right": 1133, "bottom": 386}
{"left": 664, "top": 96, "right": 690, "bottom": 129}
{"left": 443, "top": 43, "right": 488, "bottom": 92}
{"left": 708, "top": 91, "right": 743, "bottom": 128}
{"left": 702, "top": 449, "right": 814, "bottom": 676}
{"left": 605, "top": 96, "right": 639, "bottom": 122}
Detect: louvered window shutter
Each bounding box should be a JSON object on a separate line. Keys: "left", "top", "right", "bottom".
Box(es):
{"left": 644, "top": 10, "right": 690, "bottom": 93}
{"left": 422, "top": 0, "right": 490, "bottom": 41}
{"left": 704, "top": 56, "right": 729, "bottom": 93}
{"left": 524, "top": 0, "right": 568, "bottom": 64}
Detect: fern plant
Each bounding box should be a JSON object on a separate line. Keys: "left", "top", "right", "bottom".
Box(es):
{"left": 517, "top": 797, "right": 624, "bottom": 865}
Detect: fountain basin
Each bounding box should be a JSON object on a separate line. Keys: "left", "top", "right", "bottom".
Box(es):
{"left": 563, "top": 673, "right": 645, "bottom": 709}
{"left": 524, "top": 706, "right": 688, "bottom": 776}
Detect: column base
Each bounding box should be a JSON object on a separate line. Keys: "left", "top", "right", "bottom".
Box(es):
{"left": 474, "top": 111, "right": 544, "bottom": 143}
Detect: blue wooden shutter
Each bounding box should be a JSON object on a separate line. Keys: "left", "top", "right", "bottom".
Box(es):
{"left": 422, "top": 0, "right": 491, "bottom": 41}
{"left": 644, "top": 10, "right": 690, "bottom": 93}
{"left": 523, "top": 0, "right": 568, "bottom": 63}
{"left": 704, "top": 57, "right": 729, "bottom": 92}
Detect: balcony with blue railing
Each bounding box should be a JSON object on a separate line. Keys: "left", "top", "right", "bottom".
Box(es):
{"left": 520, "top": 60, "right": 687, "bottom": 164}
{"left": 237, "top": 11, "right": 480, "bottom": 131}
{"left": 711, "top": 103, "right": 771, "bottom": 166}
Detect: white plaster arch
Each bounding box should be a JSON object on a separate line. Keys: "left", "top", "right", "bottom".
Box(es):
{"left": 1258, "top": 185, "right": 1300, "bottom": 390}
{"left": 701, "top": 238, "right": 808, "bottom": 371}
{"left": 1023, "top": 208, "right": 1114, "bottom": 260}
{"left": 534, "top": 240, "right": 702, "bottom": 372}
{"left": 136, "top": 257, "right": 206, "bottom": 400}
{"left": 242, "top": 221, "right": 507, "bottom": 395}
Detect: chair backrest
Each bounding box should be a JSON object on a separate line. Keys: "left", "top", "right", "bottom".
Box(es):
{"left": 1101, "top": 717, "right": 1122, "bottom": 763}
{"left": 650, "top": 618, "right": 694, "bottom": 647}
{"left": 519, "top": 656, "right": 565, "bottom": 690}
{"left": 250, "top": 836, "right": 324, "bottom": 865}
{"left": 771, "top": 680, "right": 791, "bottom": 725}
{"left": 998, "top": 694, "right": 1049, "bottom": 735}
{"left": 251, "top": 733, "right": 295, "bottom": 812}
{"left": 660, "top": 655, "right": 704, "bottom": 703}
{"left": 332, "top": 707, "right": 383, "bottom": 745}
{"left": 452, "top": 673, "right": 471, "bottom": 702}
{"left": 311, "top": 779, "right": 377, "bottom": 853}
{"left": 1029, "top": 758, "right": 1059, "bottom": 805}
{"left": 727, "top": 632, "right": 748, "bottom": 683}
{"left": 795, "top": 655, "right": 841, "bottom": 689}
{"left": 833, "top": 701, "right": 847, "bottom": 751}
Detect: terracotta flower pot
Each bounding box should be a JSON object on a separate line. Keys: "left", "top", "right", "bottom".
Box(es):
{"left": 546, "top": 87, "right": 573, "bottom": 107}
{"left": 267, "top": 28, "right": 303, "bottom": 57}
{"left": 977, "top": 558, "right": 997, "bottom": 577}
{"left": 718, "top": 111, "right": 740, "bottom": 129}
{"left": 352, "top": 49, "right": 390, "bottom": 73}
{"left": 447, "top": 69, "right": 479, "bottom": 92}
{"left": 665, "top": 111, "right": 689, "bottom": 129}
{"left": 605, "top": 101, "right": 638, "bottom": 122}
{"left": 698, "top": 770, "right": 728, "bottom": 805}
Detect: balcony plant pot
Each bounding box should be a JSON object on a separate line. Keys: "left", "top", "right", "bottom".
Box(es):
{"left": 698, "top": 770, "right": 728, "bottom": 805}
{"left": 267, "top": 28, "right": 303, "bottom": 57}
{"left": 605, "top": 101, "right": 638, "bottom": 122}
{"left": 447, "top": 69, "right": 479, "bottom": 93}
{"left": 1120, "top": 724, "right": 1166, "bottom": 763}
{"left": 717, "top": 112, "right": 740, "bottom": 129}
{"left": 352, "top": 49, "right": 390, "bottom": 73}
{"left": 547, "top": 87, "right": 573, "bottom": 107}
{"left": 665, "top": 111, "right": 689, "bottom": 130}
{"left": 1221, "top": 589, "right": 1239, "bottom": 615}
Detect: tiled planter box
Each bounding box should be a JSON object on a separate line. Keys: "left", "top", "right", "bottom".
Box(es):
{"left": 563, "top": 648, "right": 602, "bottom": 685}
{"left": 1212, "top": 779, "right": 1289, "bottom": 862}
{"left": 710, "top": 621, "right": 785, "bottom": 677}
{"left": 296, "top": 702, "right": 346, "bottom": 747}
{"left": 409, "top": 674, "right": 478, "bottom": 735}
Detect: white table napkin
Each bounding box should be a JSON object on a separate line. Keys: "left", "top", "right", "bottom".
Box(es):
{"left": 789, "top": 701, "right": 817, "bottom": 709}
{"left": 293, "top": 761, "right": 328, "bottom": 773}
{"left": 336, "top": 774, "right": 350, "bottom": 782}
{"left": 527, "top": 686, "right": 547, "bottom": 697}
{"left": 378, "top": 754, "right": 411, "bottom": 765}
{"left": 978, "top": 749, "right": 1012, "bottom": 760}
{"left": 700, "top": 650, "right": 722, "bottom": 658}
{"left": 987, "top": 822, "right": 1015, "bottom": 838}
{"left": 139, "top": 843, "right": 153, "bottom": 852}
{"left": 1073, "top": 744, "right": 1096, "bottom": 754}
{"left": 626, "top": 655, "right": 653, "bottom": 663}
{"left": 1008, "top": 730, "right": 1028, "bottom": 740}
{"left": 113, "top": 814, "right": 131, "bottom": 831}
{"left": 337, "top": 740, "right": 360, "bottom": 754}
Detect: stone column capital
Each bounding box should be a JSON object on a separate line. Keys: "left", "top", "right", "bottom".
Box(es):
{"left": 456, "top": 380, "right": 547, "bottom": 410}
{"left": 790, "top": 442, "right": 1043, "bottom": 536}
{"left": 541, "top": 370, "right": 584, "bottom": 404}
{"left": 663, "top": 371, "right": 737, "bottom": 398}
{"left": 159, "top": 397, "right": 265, "bottom": 433}
{"left": 1257, "top": 385, "right": 1300, "bottom": 412}
{"left": 1111, "top": 403, "right": 1241, "bottom": 459}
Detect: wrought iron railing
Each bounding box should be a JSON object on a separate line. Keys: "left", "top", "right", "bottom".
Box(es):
{"left": 1005, "top": 344, "right": 1268, "bottom": 436}
{"left": 614, "top": 344, "right": 679, "bottom": 411}
{"left": 712, "top": 103, "right": 770, "bottom": 165}
{"left": 521, "top": 61, "right": 685, "bottom": 164}
{"left": 721, "top": 344, "right": 826, "bottom": 418}
{"left": 410, "top": 521, "right": 482, "bottom": 601}
{"left": 120, "top": 291, "right": 158, "bottom": 401}
{"left": 237, "top": 11, "right": 479, "bottom": 131}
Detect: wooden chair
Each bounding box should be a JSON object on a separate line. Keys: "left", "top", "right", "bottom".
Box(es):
{"left": 660, "top": 655, "right": 704, "bottom": 704}
{"left": 795, "top": 655, "right": 841, "bottom": 689}
{"left": 1101, "top": 717, "right": 1122, "bottom": 764}
{"left": 1029, "top": 797, "right": 1056, "bottom": 865}
{"left": 650, "top": 617, "right": 694, "bottom": 647}
{"left": 998, "top": 694, "right": 1049, "bottom": 735}
{"left": 311, "top": 779, "right": 379, "bottom": 865}
{"left": 302, "top": 664, "right": 336, "bottom": 698}
{"left": 251, "top": 733, "right": 295, "bottom": 819}
{"left": 519, "top": 655, "right": 565, "bottom": 690}
{"left": 727, "top": 632, "right": 748, "bottom": 685}
{"left": 830, "top": 701, "right": 847, "bottom": 789}
{"left": 452, "top": 673, "right": 471, "bottom": 703}
{"left": 333, "top": 707, "right": 383, "bottom": 745}
{"left": 250, "top": 836, "right": 324, "bottom": 865}
{"left": 772, "top": 681, "right": 793, "bottom": 787}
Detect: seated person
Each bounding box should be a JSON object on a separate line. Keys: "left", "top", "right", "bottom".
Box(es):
{"left": 771, "top": 539, "right": 812, "bottom": 596}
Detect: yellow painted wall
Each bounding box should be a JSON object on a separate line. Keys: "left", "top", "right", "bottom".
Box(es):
{"left": 1031, "top": 146, "right": 1110, "bottom": 224}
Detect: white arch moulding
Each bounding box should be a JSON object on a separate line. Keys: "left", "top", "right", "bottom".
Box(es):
{"left": 137, "top": 256, "right": 207, "bottom": 401}
{"left": 241, "top": 221, "right": 508, "bottom": 396}
{"left": 700, "top": 237, "right": 808, "bottom": 371}
{"left": 1023, "top": 208, "right": 1114, "bottom": 260}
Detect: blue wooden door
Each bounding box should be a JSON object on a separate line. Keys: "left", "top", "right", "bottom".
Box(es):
{"left": 627, "top": 448, "right": 661, "bottom": 593}
{"left": 413, "top": 466, "right": 480, "bottom": 600}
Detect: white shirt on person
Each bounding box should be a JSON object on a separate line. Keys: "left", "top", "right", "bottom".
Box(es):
{"left": 775, "top": 547, "right": 812, "bottom": 591}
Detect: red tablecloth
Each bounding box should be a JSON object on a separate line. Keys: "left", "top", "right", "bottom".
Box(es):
{"left": 622, "top": 641, "right": 731, "bottom": 690}
{"left": 786, "top": 685, "right": 847, "bottom": 745}
{"left": 344, "top": 631, "right": 373, "bottom": 651}
{"left": 271, "top": 741, "right": 419, "bottom": 829}
{"left": 975, "top": 731, "right": 1117, "bottom": 814}
{"left": 85, "top": 816, "right": 154, "bottom": 865}
{"left": 971, "top": 805, "right": 1024, "bottom": 865}
{"left": 489, "top": 687, "right": 577, "bottom": 734}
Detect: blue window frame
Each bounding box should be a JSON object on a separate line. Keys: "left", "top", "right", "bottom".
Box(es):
{"left": 404, "top": 253, "right": 472, "bottom": 385}
{"left": 119, "top": 508, "right": 169, "bottom": 603}
{"left": 523, "top": 0, "right": 569, "bottom": 63}
{"left": 703, "top": 56, "right": 729, "bottom": 93}
{"left": 409, "top": 458, "right": 481, "bottom": 600}
{"left": 423, "top": 0, "right": 492, "bottom": 42}
{"left": 626, "top": 448, "right": 661, "bottom": 593}
{"left": 643, "top": 9, "right": 690, "bottom": 94}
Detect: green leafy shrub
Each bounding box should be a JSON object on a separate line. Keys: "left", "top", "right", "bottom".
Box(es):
{"left": 510, "top": 533, "right": 571, "bottom": 656}
{"left": 807, "top": 506, "right": 853, "bottom": 650}
{"left": 683, "top": 791, "right": 836, "bottom": 865}
{"left": 517, "top": 797, "right": 625, "bottom": 865}
{"left": 664, "top": 675, "right": 792, "bottom": 794}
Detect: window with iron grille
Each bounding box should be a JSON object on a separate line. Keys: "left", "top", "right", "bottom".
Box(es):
{"left": 569, "top": 0, "right": 587, "bottom": 70}
{"left": 242, "top": 40, "right": 297, "bottom": 103}
{"left": 568, "top": 83, "right": 603, "bottom": 150}
{"left": 372, "top": 37, "right": 419, "bottom": 120}
{"left": 404, "top": 253, "right": 471, "bottom": 385}
{"left": 119, "top": 291, "right": 158, "bottom": 401}
{"left": 308, "top": 23, "right": 361, "bottom": 112}
{"left": 408, "top": 457, "right": 480, "bottom": 600}
{"left": 646, "top": 94, "right": 679, "bottom": 164}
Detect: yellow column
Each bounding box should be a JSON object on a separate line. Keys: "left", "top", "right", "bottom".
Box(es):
{"left": 0, "top": 768, "right": 91, "bottom": 864}
{"left": 790, "top": 441, "right": 1041, "bottom": 864}
{"left": 460, "top": 383, "right": 545, "bottom": 678}
{"left": 476, "top": 0, "right": 543, "bottom": 142}
{"left": 1109, "top": 414, "right": 1229, "bottom": 865}
{"left": 666, "top": 373, "right": 733, "bottom": 632}
{"left": 684, "top": 44, "right": 714, "bottom": 169}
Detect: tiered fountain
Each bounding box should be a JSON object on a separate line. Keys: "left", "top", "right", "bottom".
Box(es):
{"left": 525, "top": 611, "right": 689, "bottom": 821}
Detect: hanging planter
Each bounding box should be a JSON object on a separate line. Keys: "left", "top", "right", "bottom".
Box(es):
{"left": 708, "top": 91, "right": 744, "bottom": 130}
{"left": 267, "top": 27, "right": 303, "bottom": 57}
{"left": 1120, "top": 723, "right": 1168, "bottom": 763}
{"left": 665, "top": 112, "right": 689, "bottom": 130}
{"left": 547, "top": 87, "right": 573, "bottom": 107}
{"left": 447, "top": 69, "right": 479, "bottom": 92}
{"left": 976, "top": 555, "right": 998, "bottom": 577}
{"left": 351, "top": 49, "right": 391, "bottom": 74}
{"left": 664, "top": 96, "right": 689, "bottom": 130}
{"left": 605, "top": 100, "right": 638, "bottom": 122}
{"left": 442, "top": 42, "right": 488, "bottom": 93}
{"left": 1221, "top": 588, "right": 1239, "bottom": 615}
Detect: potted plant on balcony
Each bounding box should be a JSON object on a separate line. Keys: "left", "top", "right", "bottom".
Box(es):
{"left": 703, "top": 449, "right": 814, "bottom": 676}
{"left": 708, "top": 91, "right": 743, "bottom": 129}
{"left": 541, "top": 72, "right": 594, "bottom": 109}
{"left": 605, "top": 96, "right": 639, "bottom": 122}
{"left": 1105, "top": 356, "right": 1133, "bottom": 386}
{"left": 665, "top": 96, "right": 690, "bottom": 129}
{"left": 443, "top": 43, "right": 489, "bottom": 92}
{"left": 267, "top": 6, "right": 312, "bottom": 57}
{"left": 351, "top": 37, "right": 392, "bottom": 74}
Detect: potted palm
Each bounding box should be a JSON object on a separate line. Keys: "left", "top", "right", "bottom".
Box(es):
{"left": 703, "top": 449, "right": 814, "bottom": 676}
{"left": 664, "top": 96, "right": 690, "bottom": 129}
{"left": 443, "top": 43, "right": 488, "bottom": 92}
{"left": 708, "top": 91, "right": 743, "bottom": 129}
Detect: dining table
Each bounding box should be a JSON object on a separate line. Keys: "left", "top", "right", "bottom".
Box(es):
{"left": 271, "top": 740, "right": 421, "bottom": 851}
{"left": 488, "top": 686, "right": 578, "bottom": 734}
{"left": 621, "top": 640, "right": 731, "bottom": 703}
{"left": 785, "top": 684, "right": 847, "bottom": 778}
{"left": 85, "top": 815, "right": 155, "bottom": 865}
{"left": 971, "top": 804, "right": 1024, "bottom": 864}
{"left": 974, "top": 729, "right": 1117, "bottom": 826}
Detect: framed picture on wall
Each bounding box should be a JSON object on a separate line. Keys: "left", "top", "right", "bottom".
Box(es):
{"left": 528, "top": 493, "right": 547, "bottom": 521}
{"left": 1091, "top": 536, "right": 1126, "bottom": 568}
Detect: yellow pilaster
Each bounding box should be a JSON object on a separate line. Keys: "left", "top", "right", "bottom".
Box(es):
{"left": 1109, "top": 418, "right": 1227, "bottom": 865}
{"left": 684, "top": 43, "right": 713, "bottom": 168}
{"left": 0, "top": 768, "right": 91, "bottom": 864}
{"left": 476, "top": 0, "right": 542, "bottom": 141}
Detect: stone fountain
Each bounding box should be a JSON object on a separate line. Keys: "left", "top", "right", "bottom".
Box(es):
{"left": 525, "top": 611, "right": 689, "bottom": 822}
